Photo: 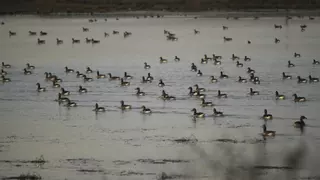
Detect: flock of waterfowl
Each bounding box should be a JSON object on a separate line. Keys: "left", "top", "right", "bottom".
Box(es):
{"left": 1, "top": 15, "right": 319, "bottom": 138}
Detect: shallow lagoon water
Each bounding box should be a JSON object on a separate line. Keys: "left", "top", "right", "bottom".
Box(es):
{"left": 0, "top": 16, "right": 320, "bottom": 179}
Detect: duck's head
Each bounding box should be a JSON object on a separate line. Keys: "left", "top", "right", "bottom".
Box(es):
{"left": 250, "top": 88, "right": 253, "bottom": 92}
{"left": 297, "top": 76, "right": 301, "bottom": 79}
{"left": 95, "top": 103, "right": 98, "bottom": 108}
{"left": 61, "top": 88, "right": 64, "bottom": 91}
{"left": 159, "top": 79, "right": 163, "bottom": 82}
{"left": 194, "top": 84, "right": 199, "bottom": 88}
{"left": 288, "top": 60, "right": 291, "bottom": 63}
{"left": 36, "top": 83, "right": 40, "bottom": 86}
{"left": 191, "top": 63, "right": 195, "bottom": 66}
{"left": 144, "top": 62, "right": 147, "bottom": 65}
{"left": 26, "top": 63, "right": 30, "bottom": 66}
{"left": 309, "top": 75, "right": 312, "bottom": 78}
{"left": 120, "top": 100, "right": 124, "bottom": 105}
{"left": 148, "top": 73, "right": 151, "bottom": 76}
{"left": 301, "top": 115, "right": 307, "bottom": 120}
{"left": 135, "top": 87, "right": 140, "bottom": 91}
{"left": 292, "top": 93, "right": 297, "bottom": 97}
{"left": 218, "top": 90, "right": 221, "bottom": 93}
{"left": 79, "top": 86, "right": 82, "bottom": 89}
{"left": 188, "top": 87, "right": 193, "bottom": 90}
{"left": 58, "top": 93, "right": 61, "bottom": 97}
{"left": 264, "top": 109, "right": 268, "bottom": 114}
{"left": 120, "top": 78, "right": 124, "bottom": 82}
{"left": 65, "top": 66, "right": 68, "bottom": 69}
{"left": 191, "top": 108, "right": 196, "bottom": 112}
{"left": 210, "top": 76, "right": 215, "bottom": 79}
{"left": 220, "top": 71, "right": 223, "bottom": 75}
{"left": 282, "top": 72, "right": 285, "bottom": 75}
{"left": 275, "top": 91, "right": 279, "bottom": 95}
{"left": 262, "top": 124, "right": 267, "bottom": 131}
{"left": 141, "top": 105, "right": 146, "bottom": 109}
{"left": 108, "top": 73, "right": 112, "bottom": 76}
{"left": 213, "top": 108, "right": 217, "bottom": 112}
{"left": 124, "top": 72, "right": 127, "bottom": 75}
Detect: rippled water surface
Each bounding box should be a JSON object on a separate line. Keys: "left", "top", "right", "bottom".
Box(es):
{"left": 1, "top": 16, "right": 320, "bottom": 179}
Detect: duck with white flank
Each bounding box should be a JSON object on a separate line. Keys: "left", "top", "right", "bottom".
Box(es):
{"left": 262, "top": 109, "right": 273, "bottom": 120}
{"left": 282, "top": 72, "right": 292, "bottom": 79}
{"left": 124, "top": 72, "right": 133, "bottom": 80}
{"left": 83, "top": 75, "right": 93, "bottom": 82}
{"left": 120, "top": 100, "right": 132, "bottom": 110}
{"left": 313, "top": 59, "right": 320, "bottom": 65}
{"left": 217, "top": 90, "right": 227, "bottom": 98}
{"left": 236, "top": 61, "right": 243, "bottom": 67}
{"left": 94, "top": 103, "right": 105, "bottom": 112}
{"left": 293, "top": 94, "right": 306, "bottom": 102}
{"left": 213, "top": 108, "right": 224, "bottom": 117}
{"left": 76, "top": 71, "right": 85, "bottom": 78}
{"left": 191, "top": 108, "right": 205, "bottom": 118}
{"left": 65, "top": 67, "right": 74, "bottom": 73}
{"left": 275, "top": 91, "right": 285, "bottom": 100}
{"left": 120, "top": 78, "right": 130, "bottom": 86}
{"left": 61, "top": 88, "right": 70, "bottom": 96}
{"left": 191, "top": 63, "right": 197, "bottom": 72}
{"left": 57, "top": 93, "right": 69, "bottom": 103}
{"left": 23, "top": 68, "right": 32, "bottom": 75}
{"left": 294, "top": 116, "right": 307, "bottom": 128}
{"left": 26, "top": 63, "right": 35, "bottom": 69}
{"left": 297, "top": 76, "right": 307, "bottom": 83}
{"left": 79, "top": 86, "right": 87, "bottom": 93}
{"left": 36, "top": 83, "right": 46, "bottom": 92}
{"left": 262, "top": 124, "right": 275, "bottom": 137}
{"left": 108, "top": 73, "right": 120, "bottom": 80}
{"left": 141, "top": 106, "right": 152, "bottom": 114}
{"left": 309, "top": 75, "right": 319, "bottom": 83}
{"left": 144, "top": 62, "right": 151, "bottom": 69}
{"left": 86, "top": 67, "right": 93, "bottom": 73}
{"left": 238, "top": 76, "right": 247, "bottom": 83}
{"left": 288, "top": 61, "right": 295, "bottom": 68}
{"left": 147, "top": 73, "right": 153, "bottom": 81}
{"left": 96, "top": 71, "right": 106, "bottom": 79}
{"left": 159, "top": 57, "right": 168, "bottom": 63}
{"left": 201, "top": 99, "right": 213, "bottom": 107}
{"left": 158, "top": 79, "right": 165, "bottom": 87}
{"left": 2, "top": 62, "right": 11, "bottom": 68}
{"left": 194, "top": 84, "right": 205, "bottom": 92}
{"left": 220, "top": 71, "right": 228, "bottom": 79}
{"left": 135, "top": 87, "right": 145, "bottom": 96}
{"left": 210, "top": 76, "right": 218, "bottom": 83}
{"left": 197, "top": 70, "right": 203, "bottom": 76}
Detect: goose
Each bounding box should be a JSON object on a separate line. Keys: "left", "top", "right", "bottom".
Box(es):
{"left": 313, "top": 59, "right": 320, "bottom": 65}
{"left": 210, "top": 76, "right": 218, "bottom": 83}
{"left": 141, "top": 76, "right": 152, "bottom": 83}
{"left": 191, "top": 108, "right": 205, "bottom": 118}
{"left": 188, "top": 87, "right": 205, "bottom": 99}
{"left": 36, "top": 83, "right": 46, "bottom": 92}
{"left": 1, "top": 69, "right": 7, "bottom": 75}
{"left": 223, "top": 36, "right": 232, "bottom": 41}
{"left": 309, "top": 16, "right": 315, "bottom": 20}
{"left": 275, "top": 91, "right": 285, "bottom": 100}
{"left": 91, "top": 39, "right": 100, "bottom": 44}
{"left": 96, "top": 71, "right": 106, "bottom": 79}
{"left": 26, "top": 63, "right": 35, "bottom": 69}
{"left": 108, "top": 73, "right": 120, "bottom": 80}
{"left": 120, "top": 100, "right": 132, "bottom": 110}
{"left": 262, "top": 109, "right": 273, "bottom": 120}
{"left": 262, "top": 124, "right": 275, "bottom": 137}
{"left": 220, "top": 71, "right": 228, "bottom": 79}
{"left": 78, "top": 86, "right": 87, "bottom": 93}
{"left": 300, "top": 24, "right": 307, "bottom": 29}
{"left": 86, "top": 67, "right": 93, "bottom": 73}
{"left": 294, "top": 116, "right": 307, "bottom": 128}
{"left": 200, "top": 58, "right": 208, "bottom": 64}
{"left": 76, "top": 71, "right": 85, "bottom": 78}
{"left": 144, "top": 62, "right": 151, "bottom": 69}
{"left": 9, "top": 31, "right": 16, "bottom": 36}
{"left": 44, "top": 72, "right": 57, "bottom": 81}
{"left": 29, "top": 31, "right": 36, "bottom": 36}
{"left": 57, "top": 93, "right": 69, "bottom": 102}
{"left": 191, "top": 63, "right": 197, "bottom": 72}
{"left": 72, "top": 38, "right": 80, "bottom": 43}
{"left": 204, "top": 54, "right": 212, "bottom": 61}
{"left": 309, "top": 75, "right": 319, "bottom": 82}
{"left": 222, "top": 26, "right": 228, "bottom": 30}
{"left": 65, "top": 99, "right": 77, "bottom": 107}
{"left": 238, "top": 76, "right": 247, "bottom": 83}
{"left": 83, "top": 75, "right": 93, "bottom": 82}
{"left": 252, "top": 77, "right": 260, "bottom": 84}
{"left": 297, "top": 76, "right": 307, "bottom": 83}
{"left": 65, "top": 67, "right": 74, "bottom": 73}
{"left": 135, "top": 87, "right": 145, "bottom": 96}
{"left": 274, "top": 24, "right": 282, "bottom": 29}
{"left": 213, "top": 108, "right": 224, "bottom": 117}
{"left": 249, "top": 88, "right": 259, "bottom": 96}
{"left": 82, "top": 27, "right": 89, "bottom": 32}
{"left": 213, "top": 59, "right": 221, "bottom": 65}
{"left": 104, "top": 32, "right": 109, "bottom": 37}
{"left": 113, "top": 30, "right": 119, "bottom": 34}
{"left": 158, "top": 79, "right": 165, "bottom": 87}
{"left": 94, "top": 103, "right": 105, "bottom": 112}
{"left": 282, "top": 72, "right": 292, "bottom": 79}
{"left": 275, "top": 38, "right": 280, "bottom": 43}
{"left": 147, "top": 73, "right": 154, "bottom": 81}
{"left": 288, "top": 60, "right": 295, "bottom": 67}
{"left": 40, "top": 31, "right": 47, "bottom": 36}
{"left": 1, "top": 75, "right": 11, "bottom": 82}
{"left": 293, "top": 94, "right": 306, "bottom": 102}
{"left": 174, "top": 56, "right": 180, "bottom": 61}
{"left": 61, "top": 88, "right": 70, "bottom": 96}
{"left": 162, "top": 92, "right": 176, "bottom": 101}
{"left": 194, "top": 29, "right": 200, "bottom": 34}
{"left": 56, "top": 38, "right": 63, "bottom": 45}
{"left": 201, "top": 99, "right": 213, "bottom": 107}
{"left": 141, "top": 106, "right": 152, "bottom": 114}
{"left": 120, "top": 78, "right": 130, "bottom": 86}
{"left": 37, "top": 38, "right": 45, "bottom": 44}
{"left": 213, "top": 54, "right": 222, "bottom": 59}
{"left": 85, "top": 38, "right": 92, "bottom": 43}
{"left": 247, "top": 40, "right": 251, "bottom": 44}
{"left": 194, "top": 84, "right": 205, "bottom": 92}
{"left": 231, "top": 54, "right": 240, "bottom": 60}
{"left": 236, "top": 61, "right": 243, "bottom": 67}
{"left": 53, "top": 76, "right": 63, "bottom": 83}
{"left": 124, "top": 72, "right": 133, "bottom": 80}
{"left": 247, "top": 67, "right": 255, "bottom": 74}
{"left": 52, "top": 81, "right": 61, "bottom": 88}
{"left": 197, "top": 70, "right": 203, "bottom": 76}
{"left": 217, "top": 90, "right": 227, "bottom": 98}
{"left": 244, "top": 56, "right": 251, "bottom": 61}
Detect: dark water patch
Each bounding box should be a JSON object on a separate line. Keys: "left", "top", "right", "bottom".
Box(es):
{"left": 0, "top": 155, "right": 47, "bottom": 165}
{"left": 110, "top": 128, "right": 156, "bottom": 134}
{"left": 113, "top": 160, "right": 131, "bottom": 165}
{"left": 172, "top": 136, "right": 198, "bottom": 144}
{"left": 226, "top": 123, "right": 254, "bottom": 128}
{"left": 77, "top": 169, "right": 105, "bottom": 173}
{"left": 119, "top": 170, "right": 144, "bottom": 176}
{"left": 300, "top": 176, "right": 320, "bottom": 180}
{"left": 137, "top": 158, "right": 190, "bottom": 164}
{"left": 254, "top": 165, "right": 293, "bottom": 170}
{"left": 65, "top": 158, "right": 103, "bottom": 165}
{"left": 157, "top": 172, "right": 192, "bottom": 180}
{"left": 2, "top": 172, "right": 41, "bottom": 180}
{"left": 208, "top": 138, "right": 265, "bottom": 144}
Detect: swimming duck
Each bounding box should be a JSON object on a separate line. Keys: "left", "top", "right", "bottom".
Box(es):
{"left": 96, "top": 71, "right": 106, "bottom": 79}
{"left": 201, "top": 99, "right": 213, "bottom": 107}
{"left": 262, "top": 124, "right": 276, "bottom": 137}
{"left": 293, "top": 94, "right": 306, "bottom": 102}
{"left": 120, "top": 78, "right": 130, "bottom": 86}
{"left": 65, "top": 99, "right": 77, "bottom": 107}
{"left": 222, "top": 26, "right": 228, "bottom": 30}
{"left": 294, "top": 116, "right": 307, "bottom": 128}
{"left": 1, "top": 75, "right": 10, "bottom": 82}
{"left": 231, "top": 54, "right": 240, "bottom": 60}
{"left": 37, "top": 38, "right": 45, "bottom": 44}
{"left": 58, "top": 93, "right": 69, "bottom": 102}
{"left": 113, "top": 30, "right": 119, "bottom": 34}
{"left": 72, "top": 38, "right": 80, "bottom": 43}
{"left": 82, "top": 27, "right": 89, "bottom": 32}
{"left": 194, "top": 29, "right": 200, "bottom": 34}
{"left": 61, "top": 88, "right": 70, "bottom": 96}
{"left": 191, "top": 63, "right": 197, "bottom": 72}
{"left": 252, "top": 77, "right": 260, "bottom": 84}
{"left": 76, "top": 71, "right": 85, "bottom": 78}
{"left": 223, "top": 36, "right": 232, "bottom": 42}
{"left": 204, "top": 54, "right": 212, "bottom": 61}
{"left": 23, "top": 68, "right": 32, "bottom": 75}
{"left": 247, "top": 40, "right": 251, "bottom": 44}
{"left": 163, "top": 94, "right": 176, "bottom": 101}
{"left": 309, "top": 75, "right": 319, "bottom": 83}
{"left": 275, "top": 38, "right": 280, "bottom": 43}
{"left": 50, "top": 74, "right": 60, "bottom": 82}
{"left": 36, "top": 83, "right": 46, "bottom": 92}
{"left": 44, "top": 72, "right": 56, "bottom": 81}
{"left": 65, "top": 67, "right": 74, "bottom": 73}
{"left": 1, "top": 69, "right": 7, "bottom": 75}
{"left": 91, "top": 39, "right": 100, "bottom": 44}
{"left": 249, "top": 88, "right": 259, "bottom": 96}
{"left": 238, "top": 76, "right": 247, "bottom": 83}
{"left": 294, "top": 52, "right": 301, "bottom": 58}
{"left": 288, "top": 61, "right": 295, "bottom": 68}
{"left": 236, "top": 61, "right": 243, "bottom": 67}
{"left": 262, "top": 109, "right": 273, "bottom": 120}
{"left": 158, "top": 79, "right": 165, "bottom": 87}
{"left": 52, "top": 81, "right": 61, "bottom": 88}
{"left": 247, "top": 67, "right": 255, "bottom": 74}
{"left": 2, "top": 62, "right": 11, "bottom": 68}
{"left": 56, "top": 38, "right": 63, "bottom": 45}
{"left": 297, "top": 76, "right": 307, "bottom": 83}
{"left": 147, "top": 73, "right": 154, "bottom": 81}
{"left": 174, "top": 56, "right": 180, "bottom": 61}
{"left": 160, "top": 57, "right": 168, "bottom": 64}
{"left": 104, "top": 32, "right": 109, "bottom": 37}
{"left": 274, "top": 24, "right": 282, "bottom": 29}
{"left": 29, "top": 31, "right": 36, "bottom": 36}
{"left": 220, "top": 71, "right": 228, "bottom": 79}
{"left": 313, "top": 59, "right": 320, "bottom": 65}
{"left": 94, "top": 103, "right": 105, "bottom": 112}
{"left": 213, "top": 108, "right": 224, "bottom": 117}
{"left": 86, "top": 67, "right": 93, "bottom": 73}
{"left": 275, "top": 91, "right": 285, "bottom": 100}
{"left": 194, "top": 84, "right": 205, "bottom": 92}
{"left": 191, "top": 108, "right": 205, "bottom": 118}
{"left": 135, "top": 87, "right": 145, "bottom": 96}
{"left": 85, "top": 38, "right": 92, "bottom": 43}
{"left": 217, "top": 90, "right": 227, "bottom": 98}
{"left": 244, "top": 56, "right": 251, "bottom": 61}
{"left": 141, "top": 76, "right": 152, "bottom": 83}
{"left": 212, "top": 54, "right": 222, "bottom": 60}
{"left": 141, "top": 106, "right": 152, "bottom": 114}
{"left": 79, "top": 86, "right": 87, "bottom": 93}
{"left": 200, "top": 58, "right": 208, "bottom": 64}
{"left": 81, "top": 74, "right": 92, "bottom": 82}
{"left": 120, "top": 100, "right": 132, "bottom": 110}
{"left": 212, "top": 58, "right": 221, "bottom": 65}
{"left": 124, "top": 72, "right": 133, "bottom": 80}
{"left": 9, "top": 31, "right": 16, "bottom": 36}
{"left": 26, "top": 63, "right": 35, "bottom": 69}
{"left": 188, "top": 87, "right": 205, "bottom": 99}
{"left": 40, "top": 31, "right": 47, "bottom": 36}
{"left": 197, "top": 70, "right": 203, "bottom": 76}
{"left": 282, "top": 72, "right": 292, "bottom": 79}
{"left": 108, "top": 73, "right": 120, "bottom": 80}
{"left": 210, "top": 76, "right": 218, "bottom": 83}
{"left": 144, "top": 62, "right": 151, "bottom": 69}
